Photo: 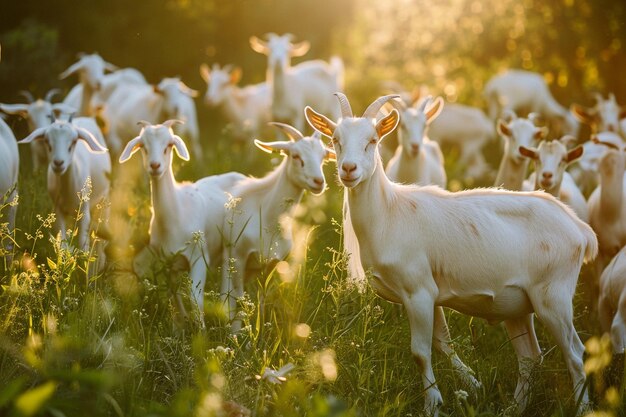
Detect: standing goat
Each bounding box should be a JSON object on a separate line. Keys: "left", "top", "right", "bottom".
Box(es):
{"left": 306, "top": 93, "right": 596, "bottom": 415}
{"left": 385, "top": 96, "right": 446, "bottom": 187}
{"left": 59, "top": 53, "right": 120, "bottom": 116}
{"left": 598, "top": 246, "right": 626, "bottom": 353}
{"left": 250, "top": 33, "right": 343, "bottom": 131}
{"left": 484, "top": 70, "right": 579, "bottom": 137}
{"left": 0, "top": 116, "right": 19, "bottom": 263}
{"left": 1, "top": 89, "right": 75, "bottom": 170}
{"left": 18, "top": 116, "right": 111, "bottom": 254}
{"left": 221, "top": 123, "right": 334, "bottom": 330}
{"left": 572, "top": 93, "right": 626, "bottom": 136}
{"left": 104, "top": 78, "right": 200, "bottom": 158}
{"left": 119, "top": 121, "right": 243, "bottom": 317}
{"left": 519, "top": 136, "right": 588, "bottom": 222}
{"left": 200, "top": 63, "right": 271, "bottom": 142}
{"left": 494, "top": 112, "right": 547, "bottom": 190}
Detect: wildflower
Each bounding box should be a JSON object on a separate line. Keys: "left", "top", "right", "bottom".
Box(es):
{"left": 455, "top": 389, "right": 469, "bottom": 402}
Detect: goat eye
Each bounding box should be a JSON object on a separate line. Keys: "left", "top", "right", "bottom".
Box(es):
{"left": 292, "top": 154, "right": 304, "bottom": 167}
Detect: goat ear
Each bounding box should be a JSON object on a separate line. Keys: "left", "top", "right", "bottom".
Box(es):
{"left": 76, "top": 127, "right": 108, "bottom": 153}
{"left": 518, "top": 146, "right": 538, "bottom": 160}
{"left": 570, "top": 104, "right": 595, "bottom": 125}
{"left": 59, "top": 61, "right": 83, "bottom": 80}
{"left": 325, "top": 147, "right": 336, "bottom": 161}
{"left": 199, "top": 64, "right": 210, "bottom": 82}
{"left": 497, "top": 119, "right": 511, "bottom": 137}
{"left": 249, "top": 36, "right": 269, "bottom": 55}
{"left": 305, "top": 106, "right": 336, "bottom": 138}
{"left": 425, "top": 96, "right": 444, "bottom": 123}
{"left": 376, "top": 109, "right": 399, "bottom": 141}
{"left": 290, "top": 41, "right": 310, "bottom": 57}
{"left": 534, "top": 127, "right": 548, "bottom": 140}
{"left": 172, "top": 135, "right": 190, "bottom": 161}
{"left": 565, "top": 145, "right": 584, "bottom": 164}
{"left": 0, "top": 103, "right": 29, "bottom": 117}
{"left": 254, "top": 139, "right": 291, "bottom": 155}
{"left": 18, "top": 127, "right": 47, "bottom": 144}
{"left": 591, "top": 135, "right": 620, "bottom": 150}
{"left": 104, "top": 62, "right": 119, "bottom": 72}
{"left": 119, "top": 136, "right": 143, "bottom": 163}
{"left": 230, "top": 67, "right": 242, "bottom": 85}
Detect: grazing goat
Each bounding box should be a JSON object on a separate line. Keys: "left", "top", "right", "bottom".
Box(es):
{"left": 200, "top": 63, "right": 271, "bottom": 142}
{"left": 250, "top": 33, "right": 343, "bottom": 131}
{"left": 385, "top": 96, "right": 446, "bottom": 188}
{"left": 104, "top": 78, "right": 200, "bottom": 158}
{"left": 572, "top": 93, "right": 626, "bottom": 136}
{"left": 520, "top": 136, "right": 588, "bottom": 222}
{"left": 494, "top": 112, "right": 547, "bottom": 190}
{"left": 18, "top": 116, "right": 111, "bottom": 254}
{"left": 484, "top": 70, "right": 579, "bottom": 137}
{"left": 0, "top": 116, "right": 19, "bottom": 263}
{"left": 599, "top": 246, "right": 626, "bottom": 353}
{"left": 221, "top": 123, "right": 334, "bottom": 330}
{"left": 1, "top": 89, "right": 75, "bottom": 170}
{"left": 119, "top": 120, "right": 244, "bottom": 317}
{"left": 306, "top": 93, "right": 596, "bottom": 415}
{"left": 60, "top": 53, "right": 120, "bottom": 116}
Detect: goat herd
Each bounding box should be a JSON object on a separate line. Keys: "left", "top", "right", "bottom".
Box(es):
{"left": 1, "top": 33, "right": 626, "bottom": 415}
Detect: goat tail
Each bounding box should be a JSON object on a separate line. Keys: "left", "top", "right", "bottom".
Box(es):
{"left": 330, "top": 56, "right": 345, "bottom": 92}
{"left": 581, "top": 221, "right": 599, "bottom": 264}
{"left": 343, "top": 190, "right": 366, "bottom": 291}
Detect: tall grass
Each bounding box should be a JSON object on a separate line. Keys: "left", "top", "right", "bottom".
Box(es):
{"left": 0, "top": 125, "right": 625, "bottom": 417}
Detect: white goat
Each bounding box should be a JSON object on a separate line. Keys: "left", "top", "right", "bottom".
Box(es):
{"left": 494, "top": 112, "right": 547, "bottom": 190}
{"left": 382, "top": 83, "right": 494, "bottom": 178}
{"left": 221, "top": 123, "right": 334, "bottom": 330}
{"left": 306, "top": 93, "right": 597, "bottom": 415}
{"left": 1, "top": 89, "right": 75, "bottom": 170}
{"left": 598, "top": 246, "right": 626, "bottom": 353}
{"left": 250, "top": 33, "right": 343, "bottom": 131}
{"left": 119, "top": 120, "right": 243, "bottom": 316}
{"left": 0, "top": 116, "right": 19, "bottom": 263}
{"left": 386, "top": 96, "right": 446, "bottom": 188}
{"left": 18, "top": 116, "right": 111, "bottom": 253}
{"left": 587, "top": 133, "right": 626, "bottom": 271}
{"left": 200, "top": 63, "right": 271, "bottom": 142}
{"left": 484, "top": 70, "right": 579, "bottom": 137}
{"left": 428, "top": 103, "right": 494, "bottom": 179}
{"left": 572, "top": 93, "right": 626, "bottom": 136}
{"left": 103, "top": 78, "right": 200, "bottom": 158}
{"left": 519, "top": 137, "right": 588, "bottom": 222}
{"left": 59, "top": 53, "right": 120, "bottom": 116}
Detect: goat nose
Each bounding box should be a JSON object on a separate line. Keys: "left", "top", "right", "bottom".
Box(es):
{"left": 342, "top": 162, "right": 357, "bottom": 174}
{"left": 542, "top": 172, "right": 553, "bottom": 179}
{"left": 150, "top": 162, "right": 161, "bottom": 170}
{"left": 313, "top": 177, "right": 324, "bottom": 186}
{"left": 608, "top": 125, "right": 615, "bottom": 132}
{"left": 53, "top": 159, "right": 63, "bottom": 167}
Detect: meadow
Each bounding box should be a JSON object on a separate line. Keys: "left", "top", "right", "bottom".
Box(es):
{"left": 1, "top": 0, "right": 625, "bottom": 416}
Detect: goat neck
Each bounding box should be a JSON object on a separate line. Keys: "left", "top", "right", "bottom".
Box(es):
{"left": 150, "top": 166, "right": 179, "bottom": 232}
{"left": 599, "top": 151, "right": 625, "bottom": 222}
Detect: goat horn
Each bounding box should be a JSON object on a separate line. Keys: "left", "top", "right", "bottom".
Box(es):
{"left": 501, "top": 109, "right": 516, "bottom": 123}
{"left": 334, "top": 92, "right": 353, "bottom": 118}
{"left": 45, "top": 88, "right": 61, "bottom": 103}
{"left": 19, "top": 90, "right": 35, "bottom": 103}
{"left": 268, "top": 122, "right": 303, "bottom": 141}
{"left": 528, "top": 112, "right": 543, "bottom": 126}
{"left": 362, "top": 95, "right": 401, "bottom": 119}
{"left": 137, "top": 120, "right": 152, "bottom": 128}
{"left": 163, "top": 119, "right": 185, "bottom": 128}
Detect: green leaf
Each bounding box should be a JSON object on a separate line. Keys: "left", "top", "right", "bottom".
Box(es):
{"left": 47, "top": 258, "right": 57, "bottom": 270}
{"left": 10, "top": 381, "right": 57, "bottom": 417}
{"left": 0, "top": 377, "right": 26, "bottom": 409}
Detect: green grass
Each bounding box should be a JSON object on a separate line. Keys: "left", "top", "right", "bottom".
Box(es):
{"left": 1, "top": 120, "right": 624, "bottom": 417}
